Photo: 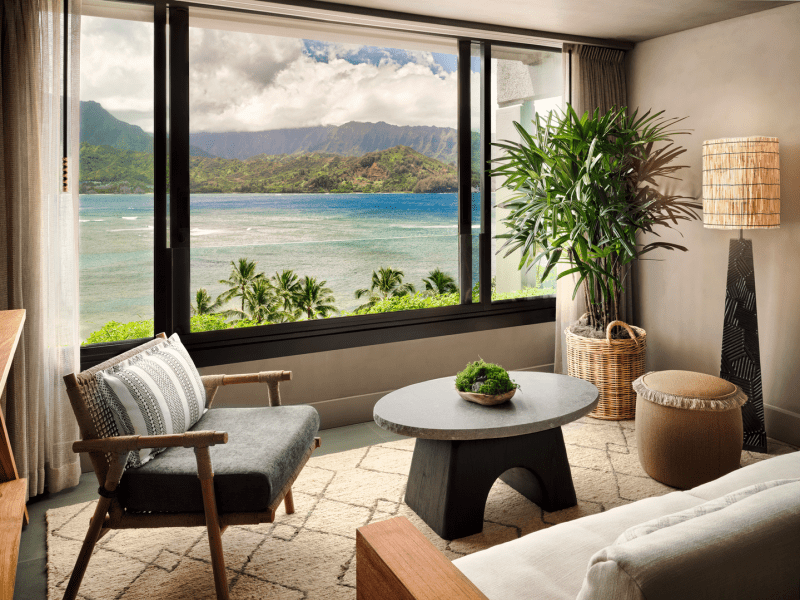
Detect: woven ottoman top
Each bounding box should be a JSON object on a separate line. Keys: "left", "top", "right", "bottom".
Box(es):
{"left": 633, "top": 370, "right": 748, "bottom": 411}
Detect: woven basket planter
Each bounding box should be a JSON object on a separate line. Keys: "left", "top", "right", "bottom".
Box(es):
{"left": 565, "top": 320, "right": 646, "bottom": 420}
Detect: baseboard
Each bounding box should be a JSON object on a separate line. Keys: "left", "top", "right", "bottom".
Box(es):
{"left": 312, "top": 363, "right": 555, "bottom": 430}
{"left": 764, "top": 403, "right": 800, "bottom": 447}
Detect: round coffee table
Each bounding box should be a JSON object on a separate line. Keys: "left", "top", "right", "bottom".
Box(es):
{"left": 373, "top": 371, "right": 599, "bottom": 539}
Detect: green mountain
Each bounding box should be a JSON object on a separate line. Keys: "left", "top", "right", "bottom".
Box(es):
{"left": 80, "top": 101, "right": 210, "bottom": 157}
{"left": 191, "top": 145, "right": 456, "bottom": 194}
{"left": 80, "top": 143, "right": 156, "bottom": 194}
{"left": 79, "top": 143, "right": 457, "bottom": 194}
{"left": 190, "top": 122, "right": 462, "bottom": 164}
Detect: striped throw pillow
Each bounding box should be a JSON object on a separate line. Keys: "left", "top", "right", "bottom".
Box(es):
{"left": 96, "top": 334, "right": 206, "bottom": 467}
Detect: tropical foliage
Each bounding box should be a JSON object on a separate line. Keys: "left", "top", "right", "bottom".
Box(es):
{"left": 422, "top": 268, "right": 458, "bottom": 296}
{"left": 219, "top": 258, "right": 265, "bottom": 314}
{"left": 354, "top": 267, "right": 416, "bottom": 310}
{"left": 83, "top": 263, "right": 556, "bottom": 344}
{"left": 490, "top": 105, "right": 701, "bottom": 331}
{"left": 191, "top": 288, "right": 224, "bottom": 316}
{"left": 294, "top": 276, "right": 338, "bottom": 320}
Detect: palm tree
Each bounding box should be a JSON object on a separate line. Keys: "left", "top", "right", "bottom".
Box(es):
{"left": 218, "top": 258, "right": 265, "bottom": 313}
{"left": 294, "top": 276, "right": 337, "bottom": 320}
{"left": 422, "top": 268, "right": 458, "bottom": 296}
{"left": 191, "top": 288, "right": 224, "bottom": 315}
{"left": 271, "top": 269, "right": 302, "bottom": 318}
{"left": 354, "top": 267, "right": 415, "bottom": 308}
{"left": 234, "top": 279, "right": 283, "bottom": 324}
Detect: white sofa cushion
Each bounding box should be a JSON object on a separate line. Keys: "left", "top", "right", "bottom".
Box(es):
{"left": 576, "top": 481, "right": 800, "bottom": 600}
{"left": 615, "top": 478, "right": 799, "bottom": 544}
{"left": 453, "top": 492, "right": 703, "bottom": 600}
{"left": 686, "top": 451, "right": 800, "bottom": 501}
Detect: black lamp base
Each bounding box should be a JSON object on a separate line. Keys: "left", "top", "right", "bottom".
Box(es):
{"left": 721, "top": 237, "right": 767, "bottom": 453}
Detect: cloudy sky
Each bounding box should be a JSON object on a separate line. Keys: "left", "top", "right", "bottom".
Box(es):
{"left": 81, "top": 15, "right": 478, "bottom": 134}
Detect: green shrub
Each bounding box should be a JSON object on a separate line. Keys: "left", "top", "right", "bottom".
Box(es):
{"left": 83, "top": 314, "right": 230, "bottom": 345}
{"left": 83, "top": 320, "right": 155, "bottom": 345}
{"left": 190, "top": 314, "right": 230, "bottom": 333}
{"left": 455, "top": 360, "right": 517, "bottom": 395}
{"left": 343, "top": 292, "right": 459, "bottom": 316}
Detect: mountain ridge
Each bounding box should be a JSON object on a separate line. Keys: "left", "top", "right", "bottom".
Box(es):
{"left": 80, "top": 101, "right": 211, "bottom": 157}
{"left": 189, "top": 121, "right": 461, "bottom": 164}
{"left": 79, "top": 143, "right": 457, "bottom": 194}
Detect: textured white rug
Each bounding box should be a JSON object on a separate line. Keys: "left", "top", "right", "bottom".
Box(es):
{"left": 47, "top": 417, "right": 795, "bottom": 599}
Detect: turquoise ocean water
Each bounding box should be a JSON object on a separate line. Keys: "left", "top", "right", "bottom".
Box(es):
{"left": 79, "top": 192, "right": 484, "bottom": 340}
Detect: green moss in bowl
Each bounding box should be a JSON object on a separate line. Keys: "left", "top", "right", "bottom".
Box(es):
{"left": 455, "top": 360, "right": 518, "bottom": 396}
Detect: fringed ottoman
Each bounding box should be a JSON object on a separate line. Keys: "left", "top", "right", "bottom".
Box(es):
{"left": 632, "top": 370, "right": 748, "bottom": 489}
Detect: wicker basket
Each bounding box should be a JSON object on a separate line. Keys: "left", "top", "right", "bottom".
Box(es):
{"left": 565, "top": 319, "right": 646, "bottom": 420}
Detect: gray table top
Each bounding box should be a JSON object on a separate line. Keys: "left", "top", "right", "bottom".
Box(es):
{"left": 373, "top": 371, "right": 599, "bottom": 440}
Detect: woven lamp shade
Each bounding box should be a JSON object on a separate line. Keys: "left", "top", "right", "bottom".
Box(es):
{"left": 702, "top": 136, "right": 780, "bottom": 229}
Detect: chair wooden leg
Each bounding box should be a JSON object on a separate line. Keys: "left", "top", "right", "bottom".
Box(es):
{"left": 63, "top": 454, "right": 126, "bottom": 600}
{"left": 62, "top": 497, "right": 111, "bottom": 600}
{"left": 195, "top": 446, "right": 230, "bottom": 600}
{"left": 284, "top": 488, "right": 295, "bottom": 514}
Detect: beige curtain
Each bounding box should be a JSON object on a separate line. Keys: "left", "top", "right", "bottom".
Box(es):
{"left": 554, "top": 44, "right": 631, "bottom": 374}
{"left": 0, "top": 0, "right": 82, "bottom": 497}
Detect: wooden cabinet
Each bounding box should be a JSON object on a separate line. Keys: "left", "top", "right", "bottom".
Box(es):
{"left": 0, "top": 309, "right": 28, "bottom": 600}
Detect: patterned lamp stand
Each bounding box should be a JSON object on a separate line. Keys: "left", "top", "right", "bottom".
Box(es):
{"left": 702, "top": 136, "right": 780, "bottom": 453}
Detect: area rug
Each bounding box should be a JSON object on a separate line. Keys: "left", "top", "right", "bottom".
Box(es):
{"left": 47, "top": 418, "right": 796, "bottom": 599}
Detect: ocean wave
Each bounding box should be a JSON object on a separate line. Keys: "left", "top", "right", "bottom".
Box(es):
{"left": 389, "top": 224, "right": 480, "bottom": 229}
{"left": 121, "top": 216, "right": 138, "bottom": 220}
{"left": 191, "top": 228, "right": 223, "bottom": 237}
{"left": 108, "top": 226, "right": 154, "bottom": 232}
{"left": 390, "top": 224, "right": 457, "bottom": 229}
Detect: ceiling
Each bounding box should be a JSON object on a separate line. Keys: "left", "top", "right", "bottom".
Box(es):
{"left": 318, "top": 0, "right": 794, "bottom": 43}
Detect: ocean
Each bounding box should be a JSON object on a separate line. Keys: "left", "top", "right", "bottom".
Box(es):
{"left": 79, "top": 192, "right": 486, "bottom": 340}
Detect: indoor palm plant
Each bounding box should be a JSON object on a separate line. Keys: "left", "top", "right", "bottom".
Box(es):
{"left": 491, "top": 105, "right": 701, "bottom": 418}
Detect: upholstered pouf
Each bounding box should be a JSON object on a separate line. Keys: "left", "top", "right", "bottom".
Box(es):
{"left": 633, "top": 370, "right": 747, "bottom": 489}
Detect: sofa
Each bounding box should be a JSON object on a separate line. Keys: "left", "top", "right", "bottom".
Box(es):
{"left": 356, "top": 451, "right": 800, "bottom": 600}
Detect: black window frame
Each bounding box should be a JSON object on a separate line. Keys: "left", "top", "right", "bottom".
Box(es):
{"left": 79, "top": 1, "right": 568, "bottom": 371}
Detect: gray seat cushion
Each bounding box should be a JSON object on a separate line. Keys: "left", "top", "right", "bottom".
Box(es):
{"left": 118, "top": 405, "right": 320, "bottom": 514}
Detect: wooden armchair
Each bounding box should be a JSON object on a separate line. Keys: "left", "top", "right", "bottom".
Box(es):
{"left": 62, "top": 333, "right": 320, "bottom": 600}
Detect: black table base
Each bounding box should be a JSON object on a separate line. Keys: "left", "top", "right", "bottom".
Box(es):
{"left": 404, "top": 426, "right": 577, "bottom": 540}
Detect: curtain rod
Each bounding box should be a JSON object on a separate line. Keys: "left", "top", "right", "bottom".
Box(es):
{"left": 105, "top": 0, "right": 634, "bottom": 50}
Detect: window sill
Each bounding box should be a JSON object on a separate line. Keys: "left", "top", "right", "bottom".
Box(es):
{"left": 80, "top": 295, "right": 555, "bottom": 370}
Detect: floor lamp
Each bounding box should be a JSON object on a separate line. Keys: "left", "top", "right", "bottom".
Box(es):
{"left": 702, "top": 136, "right": 780, "bottom": 453}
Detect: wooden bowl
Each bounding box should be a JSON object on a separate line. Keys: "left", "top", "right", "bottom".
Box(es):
{"left": 457, "top": 387, "right": 516, "bottom": 406}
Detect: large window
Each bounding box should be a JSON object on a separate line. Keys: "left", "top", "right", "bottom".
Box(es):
{"left": 491, "top": 46, "right": 562, "bottom": 301}
{"left": 188, "top": 16, "right": 460, "bottom": 328}
{"left": 79, "top": 1, "right": 561, "bottom": 367}
{"left": 79, "top": 2, "right": 155, "bottom": 343}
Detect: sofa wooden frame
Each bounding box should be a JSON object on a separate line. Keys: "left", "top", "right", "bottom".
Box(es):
{"left": 356, "top": 516, "right": 487, "bottom": 600}
{"left": 61, "top": 333, "right": 320, "bottom": 600}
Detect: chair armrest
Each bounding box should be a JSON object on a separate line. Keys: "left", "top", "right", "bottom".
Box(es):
{"left": 200, "top": 371, "right": 291, "bottom": 387}
{"left": 73, "top": 430, "right": 228, "bottom": 454}
{"left": 356, "top": 517, "right": 488, "bottom": 600}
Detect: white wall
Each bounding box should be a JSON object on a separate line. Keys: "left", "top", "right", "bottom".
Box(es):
{"left": 200, "top": 322, "right": 555, "bottom": 428}
{"left": 626, "top": 3, "right": 800, "bottom": 446}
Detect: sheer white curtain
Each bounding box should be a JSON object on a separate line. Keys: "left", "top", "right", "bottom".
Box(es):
{"left": 554, "top": 44, "right": 629, "bottom": 374}
{"left": 0, "top": 0, "right": 82, "bottom": 497}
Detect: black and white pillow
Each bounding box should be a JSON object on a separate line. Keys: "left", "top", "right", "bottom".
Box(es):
{"left": 96, "top": 333, "right": 206, "bottom": 467}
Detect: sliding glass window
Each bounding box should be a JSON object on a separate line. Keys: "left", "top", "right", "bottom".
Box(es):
{"left": 491, "top": 46, "right": 561, "bottom": 302}
{"left": 79, "top": 1, "right": 155, "bottom": 343}
{"left": 187, "top": 10, "right": 460, "bottom": 330}
{"left": 78, "top": 1, "right": 560, "bottom": 367}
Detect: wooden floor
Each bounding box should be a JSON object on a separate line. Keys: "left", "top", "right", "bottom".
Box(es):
{"left": 14, "top": 421, "right": 402, "bottom": 599}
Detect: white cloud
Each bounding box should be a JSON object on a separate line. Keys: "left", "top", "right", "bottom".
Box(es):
{"left": 81, "top": 16, "right": 155, "bottom": 131}
{"left": 81, "top": 18, "right": 458, "bottom": 133}
{"left": 189, "top": 28, "right": 457, "bottom": 132}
